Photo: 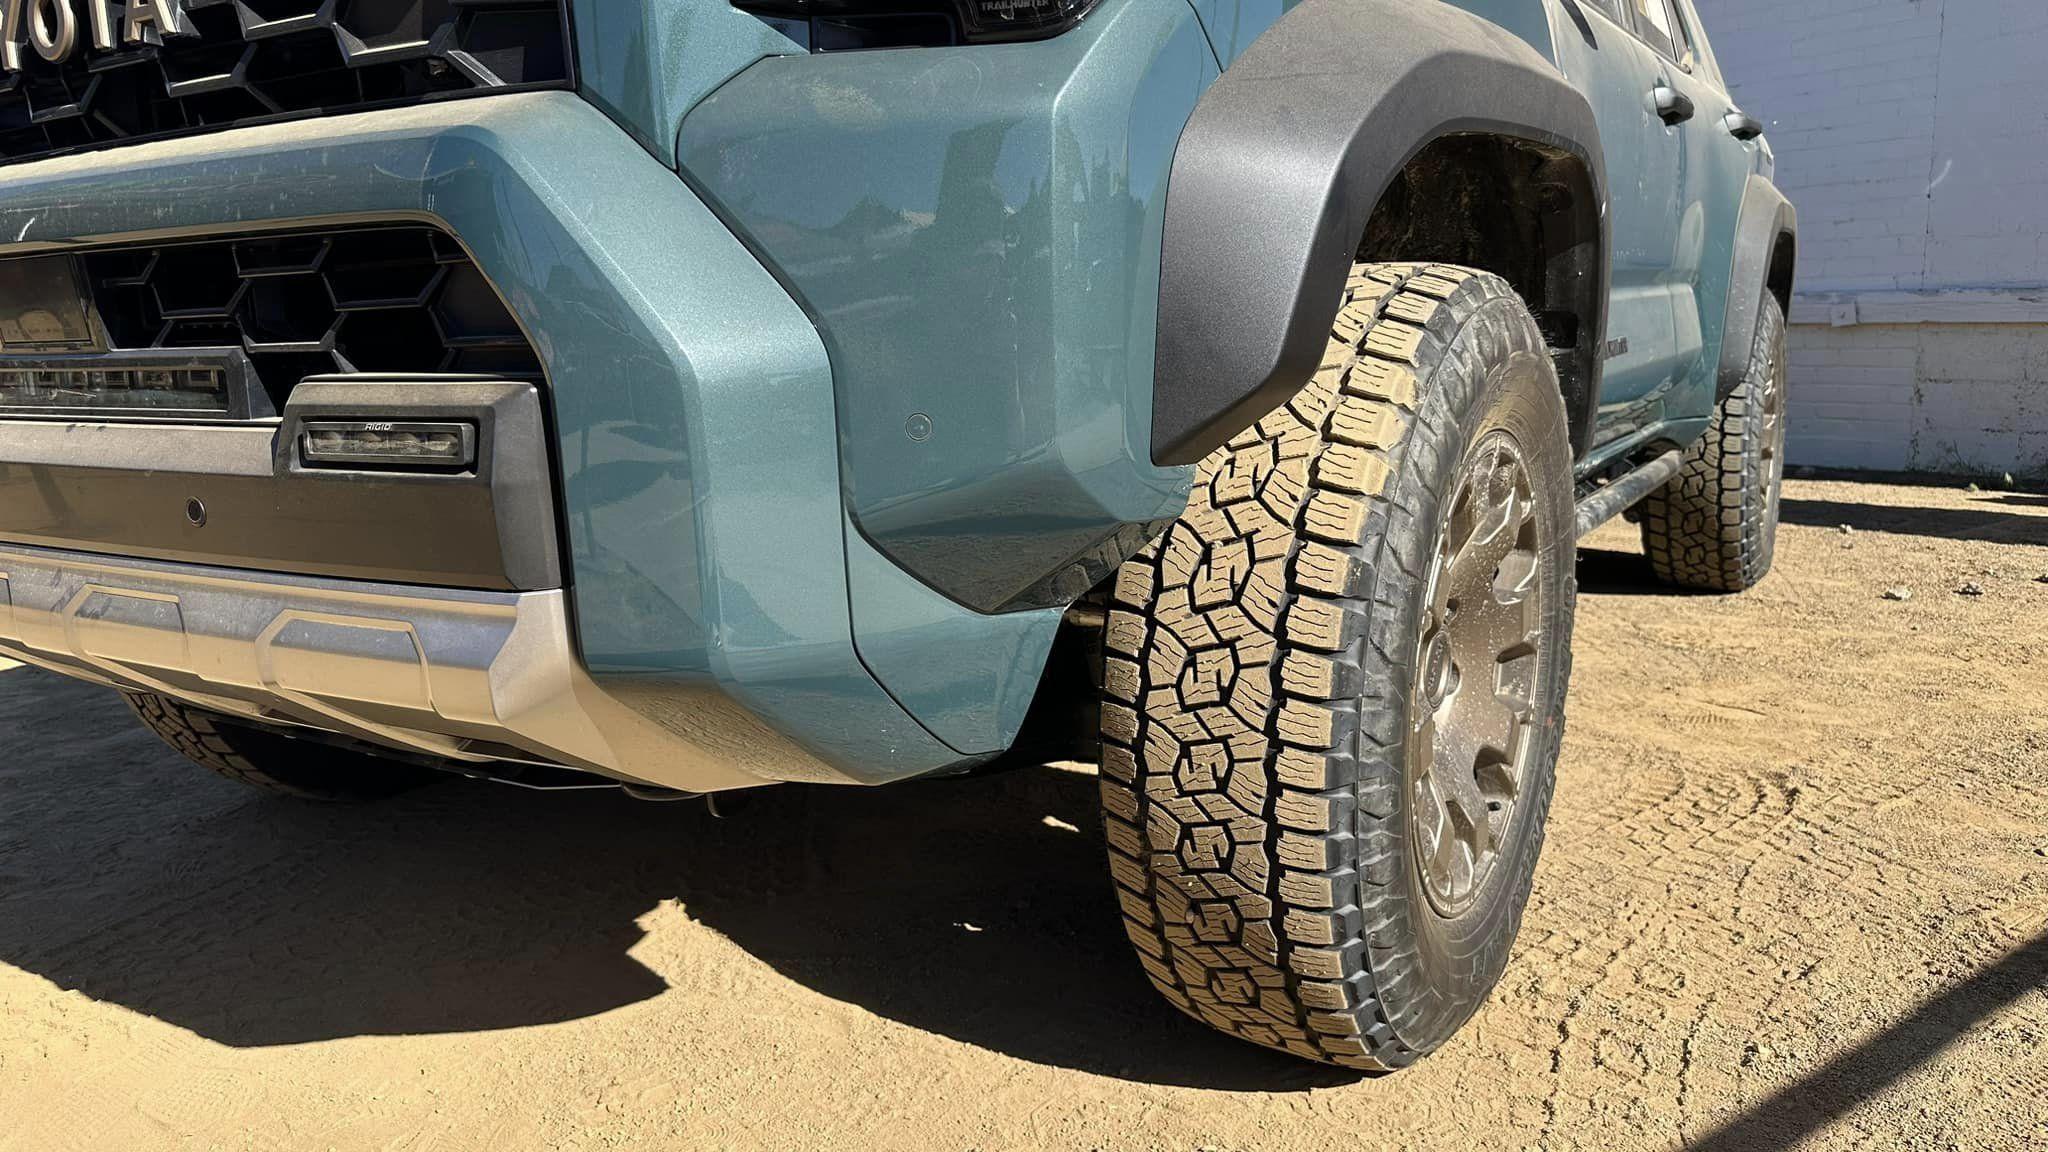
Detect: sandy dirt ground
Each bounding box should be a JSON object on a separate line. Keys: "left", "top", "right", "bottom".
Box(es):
{"left": 0, "top": 478, "right": 2044, "bottom": 1151}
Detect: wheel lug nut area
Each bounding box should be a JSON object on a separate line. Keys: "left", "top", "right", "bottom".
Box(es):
{"left": 1424, "top": 632, "right": 1454, "bottom": 709}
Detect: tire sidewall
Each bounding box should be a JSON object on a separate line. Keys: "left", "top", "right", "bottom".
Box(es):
{"left": 1744, "top": 296, "right": 1789, "bottom": 578}
{"left": 1365, "top": 297, "right": 1577, "bottom": 1050}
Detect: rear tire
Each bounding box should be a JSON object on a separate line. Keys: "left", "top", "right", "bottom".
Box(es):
{"left": 124, "top": 692, "right": 436, "bottom": 801}
{"left": 1638, "top": 294, "right": 1789, "bottom": 591}
{"left": 1100, "top": 264, "right": 1576, "bottom": 1069}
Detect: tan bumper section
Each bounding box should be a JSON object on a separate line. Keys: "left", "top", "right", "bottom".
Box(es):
{"left": 0, "top": 544, "right": 778, "bottom": 793}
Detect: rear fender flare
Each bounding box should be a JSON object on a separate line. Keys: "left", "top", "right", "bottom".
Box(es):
{"left": 1715, "top": 173, "right": 1798, "bottom": 399}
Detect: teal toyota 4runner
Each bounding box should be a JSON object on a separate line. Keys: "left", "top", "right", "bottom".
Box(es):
{"left": 0, "top": 0, "right": 1793, "bottom": 1068}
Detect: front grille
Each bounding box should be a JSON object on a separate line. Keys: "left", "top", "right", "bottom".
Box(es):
{"left": 77, "top": 225, "right": 544, "bottom": 411}
{"left": 0, "top": 1, "right": 571, "bottom": 166}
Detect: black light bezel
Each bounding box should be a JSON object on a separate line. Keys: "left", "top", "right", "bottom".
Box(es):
{"left": 733, "top": 0, "right": 1103, "bottom": 50}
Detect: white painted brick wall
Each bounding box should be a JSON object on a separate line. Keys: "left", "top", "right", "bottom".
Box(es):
{"left": 1913, "top": 326, "right": 2048, "bottom": 473}
{"left": 1694, "top": 0, "right": 2048, "bottom": 476}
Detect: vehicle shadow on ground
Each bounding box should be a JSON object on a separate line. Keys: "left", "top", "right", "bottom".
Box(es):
{"left": 1779, "top": 496, "right": 2048, "bottom": 545}
{"left": 1573, "top": 544, "right": 1700, "bottom": 596}
{"left": 1688, "top": 928, "right": 2048, "bottom": 1151}
{"left": 1984, "top": 491, "right": 2048, "bottom": 509}
{"left": 0, "top": 672, "right": 1348, "bottom": 1091}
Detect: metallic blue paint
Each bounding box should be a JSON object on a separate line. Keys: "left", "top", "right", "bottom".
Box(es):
{"left": 1440, "top": 0, "right": 1554, "bottom": 55}
{"left": 677, "top": 0, "right": 1216, "bottom": 614}
{"left": 0, "top": 94, "right": 976, "bottom": 782}
{"left": 1433, "top": 0, "right": 1746, "bottom": 466}
{"left": 1185, "top": 0, "right": 1288, "bottom": 67}
{"left": 843, "top": 530, "right": 1065, "bottom": 754}
{"left": 575, "top": 0, "right": 805, "bottom": 167}
{"left": 1543, "top": 0, "right": 1747, "bottom": 460}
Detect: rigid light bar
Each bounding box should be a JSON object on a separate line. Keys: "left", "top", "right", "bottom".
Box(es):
{"left": 300, "top": 421, "right": 477, "bottom": 470}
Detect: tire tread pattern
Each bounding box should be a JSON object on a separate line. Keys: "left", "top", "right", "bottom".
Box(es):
{"left": 1100, "top": 263, "right": 1553, "bottom": 1069}
{"left": 1638, "top": 296, "right": 1787, "bottom": 592}
{"left": 123, "top": 691, "right": 428, "bottom": 801}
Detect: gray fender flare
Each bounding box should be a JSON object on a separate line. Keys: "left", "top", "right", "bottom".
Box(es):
{"left": 1150, "top": 0, "right": 1608, "bottom": 467}
{"left": 1715, "top": 173, "right": 1798, "bottom": 399}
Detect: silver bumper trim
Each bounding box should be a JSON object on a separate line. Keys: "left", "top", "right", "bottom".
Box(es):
{"left": 0, "top": 545, "right": 778, "bottom": 793}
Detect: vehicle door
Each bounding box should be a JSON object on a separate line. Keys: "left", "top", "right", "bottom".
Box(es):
{"left": 1661, "top": 0, "right": 1770, "bottom": 425}
{"left": 1555, "top": 0, "right": 1692, "bottom": 446}
{"left": 1599, "top": 0, "right": 1749, "bottom": 439}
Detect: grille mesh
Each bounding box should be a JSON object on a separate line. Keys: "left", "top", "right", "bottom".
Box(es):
{"left": 80, "top": 226, "right": 544, "bottom": 408}
{"left": 0, "top": 0, "right": 571, "bottom": 165}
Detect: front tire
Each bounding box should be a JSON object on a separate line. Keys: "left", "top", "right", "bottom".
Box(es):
{"left": 125, "top": 692, "right": 436, "bottom": 801}
{"left": 1100, "top": 264, "right": 1576, "bottom": 1069}
{"left": 1638, "top": 294, "right": 1790, "bottom": 591}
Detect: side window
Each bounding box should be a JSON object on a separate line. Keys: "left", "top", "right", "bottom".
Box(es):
{"left": 1663, "top": 0, "right": 1701, "bottom": 73}
{"left": 1671, "top": 0, "right": 1726, "bottom": 87}
{"left": 1629, "top": 0, "right": 1679, "bottom": 60}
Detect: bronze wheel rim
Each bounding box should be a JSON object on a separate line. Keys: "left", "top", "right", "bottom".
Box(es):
{"left": 1759, "top": 332, "right": 1788, "bottom": 521}
{"left": 1410, "top": 431, "right": 1548, "bottom": 916}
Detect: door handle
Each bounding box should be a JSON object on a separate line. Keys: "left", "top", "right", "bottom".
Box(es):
{"left": 1723, "top": 109, "right": 1765, "bottom": 140}
{"left": 1653, "top": 85, "right": 1696, "bottom": 125}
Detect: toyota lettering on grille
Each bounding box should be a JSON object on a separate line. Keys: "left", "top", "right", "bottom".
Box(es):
{"left": 0, "top": 0, "right": 186, "bottom": 73}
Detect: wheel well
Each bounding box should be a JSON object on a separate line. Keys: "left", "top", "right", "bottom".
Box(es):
{"left": 1358, "top": 133, "right": 1604, "bottom": 457}
{"left": 1766, "top": 230, "right": 1796, "bottom": 313}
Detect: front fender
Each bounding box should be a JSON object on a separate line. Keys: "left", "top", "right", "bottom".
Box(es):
{"left": 1151, "top": 0, "right": 1606, "bottom": 465}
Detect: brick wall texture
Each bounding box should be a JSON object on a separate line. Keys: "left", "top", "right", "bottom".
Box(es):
{"left": 1694, "top": 0, "right": 2048, "bottom": 475}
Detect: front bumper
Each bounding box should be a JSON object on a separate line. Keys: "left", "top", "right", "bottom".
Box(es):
{"left": 0, "top": 91, "right": 1067, "bottom": 787}
{"left": 0, "top": 544, "right": 771, "bottom": 792}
